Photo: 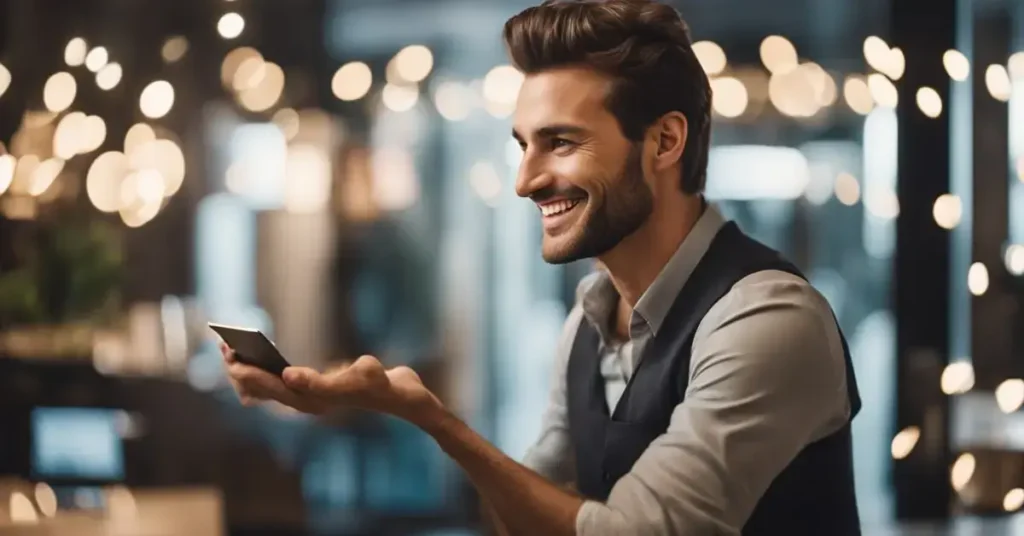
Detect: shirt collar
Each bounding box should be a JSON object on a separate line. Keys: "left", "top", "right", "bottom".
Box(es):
{"left": 577, "top": 203, "right": 728, "bottom": 339}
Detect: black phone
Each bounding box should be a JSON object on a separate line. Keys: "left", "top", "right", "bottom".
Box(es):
{"left": 209, "top": 322, "right": 291, "bottom": 376}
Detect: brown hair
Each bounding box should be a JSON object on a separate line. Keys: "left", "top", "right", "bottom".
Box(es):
{"left": 503, "top": 0, "right": 712, "bottom": 194}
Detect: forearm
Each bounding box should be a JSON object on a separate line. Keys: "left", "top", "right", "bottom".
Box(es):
{"left": 481, "top": 498, "right": 510, "bottom": 536}
{"left": 417, "top": 406, "right": 583, "bottom": 536}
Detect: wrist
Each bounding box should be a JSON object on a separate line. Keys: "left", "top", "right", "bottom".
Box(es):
{"left": 399, "top": 393, "right": 448, "bottom": 430}
{"left": 409, "top": 398, "right": 457, "bottom": 436}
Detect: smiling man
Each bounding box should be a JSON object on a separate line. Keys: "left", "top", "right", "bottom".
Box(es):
{"left": 222, "top": 1, "right": 862, "bottom": 535}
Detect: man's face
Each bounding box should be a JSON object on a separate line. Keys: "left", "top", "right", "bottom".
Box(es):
{"left": 512, "top": 67, "right": 654, "bottom": 264}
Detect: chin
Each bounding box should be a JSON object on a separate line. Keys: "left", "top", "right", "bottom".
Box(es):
{"left": 540, "top": 235, "right": 587, "bottom": 265}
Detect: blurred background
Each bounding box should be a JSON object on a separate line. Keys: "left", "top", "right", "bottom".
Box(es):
{"left": 0, "top": 0, "right": 1022, "bottom": 534}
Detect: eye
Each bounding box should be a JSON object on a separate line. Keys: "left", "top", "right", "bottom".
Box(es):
{"left": 550, "top": 138, "right": 575, "bottom": 152}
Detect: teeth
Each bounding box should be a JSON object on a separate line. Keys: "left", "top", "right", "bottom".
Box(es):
{"left": 541, "top": 199, "right": 580, "bottom": 217}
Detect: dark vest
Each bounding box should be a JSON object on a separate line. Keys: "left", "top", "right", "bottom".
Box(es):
{"left": 567, "top": 221, "right": 862, "bottom": 535}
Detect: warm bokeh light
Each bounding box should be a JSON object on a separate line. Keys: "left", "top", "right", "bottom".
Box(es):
{"left": 469, "top": 161, "right": 502, "bottom": 206}
{"left": 0, "top": 62, "right": 10, "bottom": 99}
{"left": 124, "top": 123, "right": 156, "bottom": 155}
{"left": 87, "top": 151, "right": 130, "bottom": 212}
{"left": 232, "top": 56, "right": 266, "bottom": 92}
{"left": 759, "top": 35, "right": 797, "bottom": 75}
{"left": 769, "top": 68, "right": 819, "bottom": 117}
{"left": 34, "top": 483, "right": 57, "bottom": 518}
{"left": 1009, "top": 52, "right": 1024, "bottom": 80}
{"left": 951, "top": 453, "right": 975, "bottom": 492}
{"left": 161, "top": 36, "right": 189, "bottom": 63}
{"left": 10, "top": 154, "right": 39, "bottom": 196}
{"left": 65, "top": 38, "right": 88, "bottom": 67}
{"left": 996, "top": 379, "right": 1024, "bottom": 414}
{"left": 0, "top": 154, "right": 16, "bottom": 195}
{"left": 237, "top": 62, "right": 284, "bottom": 112}
{"left": 390, "top": 45, "right": 434, "bottom": 84}
{"left": 284, "top": 144, "right": 332, "bottom": 213}
{"left": 53, "top": 112, "right": 105, "bottom": 159}
{"left": 106, "top": 486, "right": 139, "bottom": 520}
{"left": 9, "top": 492, "right": 38, "bottom": 524}
{"left": 863, "top": 36, "right": 890, "bottom": 72}
{"left": 916, "top": 87, "right": 942, "bottom": 118}
{"left": 28, "top": 158, "right": 64, "bottom": 196}
{"left": 221, "top": 47, "right": 262, "bottom": 89}
{"left": 96, "top": 62, "right": 123, "bottom": 90}
{"left": 53, "top": 111, "right": 86, "bottom": 159}
{"left": 434, "top": 81, "right": 473, "bottom": 121}
{"left": 968, "top": 262, "right": 989, "bottom": 296}
{"left": 483, "top": 65, "right": 524, "bottom": 118}
{"left": 85, "top": 46, "right": 109, "bottom": 72}
{"left": 890, "top": 426, "right": 920, "bottom": 460}
{"left": 382, "top": 83, "right": 419, "bottom": 112}
{"left": 867, "top": 73, "right": 898, "bottom": 108}
{"left": 120, "top": 197, "right": 163, "bottom": 228}
{"left": 843, "top": 75, "right": 874, "bottom": 115}
{"left": 886, "top": 48, "right": 905, "bottom": 80}
{"left": 129, "top": 139, "right": 186, "bottom": 197}
{"left": 1005, "top": 244, "right": 1024, "bottom": 276}
{"left": 835, "top": 173, "right": 860, "bottom": 205}
{"left": 865, "top": 188, "right": 899, "bottom": 220}
{"left": 121, "top": 169, "right": 166, "bottom": 206}
{"left": 710, "top": 76, "right": 748, "bottom": 118}
{"left": 803, "top": 63, "right": 838, "bottom": 107}
{"left": 943, "top": 49, "right": 970, "bottom": 81}
{"left": 941, "top": 361, "right": 975, "bottom": 395}
{"left": 332, "top": 61, "right": 373, "bottom": 102}
{"left": 932, "top": 194, "right": 962, "bottom": 229}
{"left": 218, "top": 13, "right": 245, "bottom": 39}
{"left": 692, "top": 41, "right": 727, "bottom": 76}
{"left": 43, "top": 72, "right": 77, "bottom": 113}
{"left": 139, "top": 80, "right": 175, "bottom": 119}
{"left": 272, "top": 108, "right": 300, "bottom": 140}
{"left": 985, "top": 64, "right": 1011, "bottom": 101}
{"left": 1005, "top": 489, "right": 1024, "bottom": 512}
{"left": 81, "top": 115, "right": 106, "bottom": 154}
{"left": 11, "top": 155, "right": 40, "bottom": 196}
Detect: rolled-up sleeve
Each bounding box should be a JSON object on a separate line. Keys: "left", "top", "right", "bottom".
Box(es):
{"left": 522, "top": 304, "right": 585, "bottom": 485}
{"left": 575, "top": 271, "right": 852, "bottom": 535}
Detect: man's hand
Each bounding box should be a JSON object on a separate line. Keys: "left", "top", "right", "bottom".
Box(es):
{"left": 220, "top": 343, "right": 442, "bottom": 422}
{"left": 220, "top": 342, "right": 581, "bottom": 535}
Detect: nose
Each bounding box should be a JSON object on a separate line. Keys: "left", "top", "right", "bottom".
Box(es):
{"left": 514, "top": 152, "right": 553, "bottom": 199}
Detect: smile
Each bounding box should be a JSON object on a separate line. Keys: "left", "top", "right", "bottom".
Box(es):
{"left": 539, "top": 198, "right": 583, "bottom": 217}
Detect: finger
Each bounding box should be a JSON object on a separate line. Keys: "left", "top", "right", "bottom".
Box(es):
{"left": 230, "top": 362, "right": 315, "bottom": 409}
{"left": 229, "top": 362, "right": 286, "bottom": 397}
{"left": 282, "top": 367, "right": 336, "bottom": 397}
{"left": 220, "top": 342, "right": 237, "bottom": 363}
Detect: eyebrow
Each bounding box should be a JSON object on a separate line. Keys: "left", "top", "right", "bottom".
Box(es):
{"left": 512, "top": 124, "right": 589, "bottom": 144}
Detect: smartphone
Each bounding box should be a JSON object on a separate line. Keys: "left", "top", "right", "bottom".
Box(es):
{"left": 208, "top": 322, "right": 291, "bottom": 376}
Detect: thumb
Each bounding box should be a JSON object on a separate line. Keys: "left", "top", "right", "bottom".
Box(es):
{"left": 282, "top": 367, "right": 334, "bottom": 396}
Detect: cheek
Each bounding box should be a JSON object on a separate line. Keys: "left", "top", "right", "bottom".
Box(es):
{"left": 550, "top": 154, "right": 616, "bottom": 195}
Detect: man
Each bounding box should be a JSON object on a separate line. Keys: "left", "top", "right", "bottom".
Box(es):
{"left": 222, "top": 0, "right": 862, "bottom": 534}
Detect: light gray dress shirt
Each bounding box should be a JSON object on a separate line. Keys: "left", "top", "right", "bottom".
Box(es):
{"left": 522, "top": 204, "right": 853, "bottom": 535}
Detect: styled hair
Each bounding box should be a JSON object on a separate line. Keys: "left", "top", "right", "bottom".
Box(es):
{"left": 503, "top": 0, "right": 712, "bottom": 193}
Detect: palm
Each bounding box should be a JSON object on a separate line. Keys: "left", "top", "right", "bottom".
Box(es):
{"left": 293, "top": 356, "right": 438, "bottom": 418}
{"left": 223, "top": 347, "right": 440, "bottom": 421}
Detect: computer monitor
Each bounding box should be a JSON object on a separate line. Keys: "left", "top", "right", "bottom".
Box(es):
{"left": 30, "top": 407, "right": 125, "bottom": 483}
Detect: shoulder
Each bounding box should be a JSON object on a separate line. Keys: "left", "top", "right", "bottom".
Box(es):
{"left": 691, "top": 268, "right": 847, "bottom": 394}
{"left": 697, "top": 269, "right": 838, "bottom": 341}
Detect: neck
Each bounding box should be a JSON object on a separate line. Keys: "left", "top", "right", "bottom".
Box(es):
{"left": 598, "top": 194, "right": 703, "bottom": 307}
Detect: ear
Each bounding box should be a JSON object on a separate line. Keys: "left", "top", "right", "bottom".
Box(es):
{"left": 648, "top": 111, "right": 688, "bottom": 173}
